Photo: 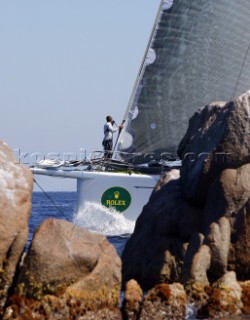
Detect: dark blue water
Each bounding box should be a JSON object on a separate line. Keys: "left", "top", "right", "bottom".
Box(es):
{"left": 29, "top": 191, "right": 129, "bottom": 256}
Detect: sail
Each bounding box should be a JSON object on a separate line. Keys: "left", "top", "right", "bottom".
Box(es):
{"left": 113, "top": 0, "right": 250, "bottom": 163}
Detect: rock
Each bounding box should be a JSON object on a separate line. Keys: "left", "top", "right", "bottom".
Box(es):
{"left": 228, "top": 199, "right": 250, "bottom": 280}
{"left": 121, "top": 91, "right": 250, "bottom": 318}
{"left": 122, "top": 175, "right": 202, "bottom": 289}
{"left": 202, "top": 166, "right": 250, "bottom": 279}
{"left": 139, "top": 283, "right": 186, "bottom": 320}
{"left": 0, "top": 140, "right": 33, "bottom": 313}
{"left": 240, "top": 281, "right": 250, "bottom": 315}
{"left": 3, "top": 294, "right": 122, "bottom": 320}
{"left": 201, "top": 166, "right": 250, "bottom": 279}
{"left": 153, "top": 169, "right": 180, "bottom": 193}
{"left": 189, "top": 244, "right": 211, "bottom": 284}
{"left": 185, "top": 282, "right": 211, "bottom": 319}
{"left": 122, "top": 279, "right": 142, "bottom": 320}
{"left": 178, "top": 91, "right": 250, "bottom": 204}
{"left": 208, "top": 271, "right": 243, "bottom": 318}
{"left": 5, "top": 218, "right": 121, "bottom": 318}
{"left": 217, "top": 165, "right": 250, "bottom": 216}
{"left": 202, "top": 164, "right": 250, "bottom": 230}
{"left": 205, "top": 217, "right": 230, "bottom": 277}
{"left": 123, "top": 91, "right": 250, "bottom": 291}
{"left": 228, "top": 200, "right": 250, "bottom": 281}
{"left": 182, "top": 232, "right": 211, "bottom": 284}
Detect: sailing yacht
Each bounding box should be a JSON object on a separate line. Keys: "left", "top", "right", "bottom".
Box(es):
{"left": 31, "top": 0, "right": 250, "bottom": 223}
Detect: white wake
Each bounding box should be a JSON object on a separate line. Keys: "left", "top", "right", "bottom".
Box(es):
{"left": 73, "top": 202, "right": 135, "bottom": 236}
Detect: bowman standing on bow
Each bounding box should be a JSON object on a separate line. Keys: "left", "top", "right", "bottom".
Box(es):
{"left": 102, "top": 115, "right": 123, "bottom": 159}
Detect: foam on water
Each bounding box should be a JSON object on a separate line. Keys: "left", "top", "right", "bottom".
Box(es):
{"left": 73, "top": 202, "right": 135, "bottom": 236}
{"left": 185, "top": 303, "right": 197, "bottom": 320}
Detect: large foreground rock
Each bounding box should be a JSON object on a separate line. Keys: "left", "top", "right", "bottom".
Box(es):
{"left": 178, "top": 91, "right": 250, "bottom": 205}
{"left": 0, "top": 140, "right": 33, "bottom": 313}
{"left": 4, "top": 218, "right": 122, "bottom": 319}
{"left": 122, "top": 91, "right": 250, "bottom": 292}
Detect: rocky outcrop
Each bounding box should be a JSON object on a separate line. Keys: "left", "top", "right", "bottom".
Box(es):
{"left": 122, "top": 91, "right": 250, "bottom": 298}
{"left": 184, "top": 272, "right": 248, "bottom": 319}
{"left": 122, "top": 282, "right": 186, "bottom": 320}
{"left": 178, "top": 92, "right": 250, "bottom": 205}
{"left": 4, "top": 218, "right": 122, "bottom": 319}
{"left": 122, "top": 278, "right": 250, "bottom": 319}
{"left": 139, "top": 283, "right": 186, "bottom": 320}
{"left": 0, "top": 140, "right": 33, "bottom": 313}
{"left": 122, "top": 281, "right": 186, "bottom": 320}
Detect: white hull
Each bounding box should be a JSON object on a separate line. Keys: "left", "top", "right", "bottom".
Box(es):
{"left": 31, "top": 168, "right": 159, "bottom": 221}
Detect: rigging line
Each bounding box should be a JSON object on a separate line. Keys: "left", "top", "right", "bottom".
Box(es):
{"left": 33, "top": 178, "right": 68, "bottom": 220}
{"left": 231, "top": 41, "right": 250, "bottom": 100}
{"left": 33, "top": 178, "right": 80, "bottom": 242}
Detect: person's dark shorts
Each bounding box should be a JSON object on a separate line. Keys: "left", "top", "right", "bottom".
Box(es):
{"left": 102, "top": 140, "right": 112, "bottom": 151}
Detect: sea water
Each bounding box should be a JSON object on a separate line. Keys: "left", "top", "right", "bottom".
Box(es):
{"left": 29, "top": 192, "right": 249, "bottom": 320}
{"left": 29, "top": 192, "right": 132, "bottom": 253}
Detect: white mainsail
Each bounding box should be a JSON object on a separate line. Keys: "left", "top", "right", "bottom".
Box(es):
{"left": 114, "top": 0, "right": 250, "bottom": 161}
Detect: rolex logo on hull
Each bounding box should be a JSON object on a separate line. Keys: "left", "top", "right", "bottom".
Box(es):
{"left": 101, "top": 187, "right": 131, "bottom": 213}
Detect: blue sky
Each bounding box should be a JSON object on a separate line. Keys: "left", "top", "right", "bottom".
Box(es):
{"left": 0, "top": 1, "right": 159, "bottom": 191}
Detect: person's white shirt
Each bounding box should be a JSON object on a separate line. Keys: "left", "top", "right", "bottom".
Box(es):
{"left": 103, "top": 122, "right": 118, "bottom": 141}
